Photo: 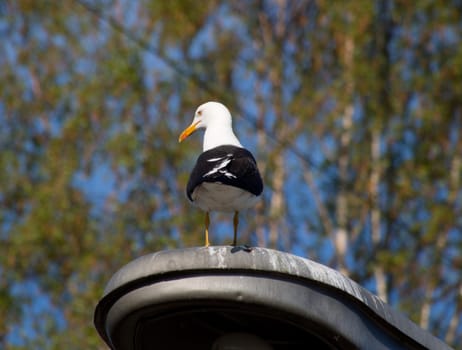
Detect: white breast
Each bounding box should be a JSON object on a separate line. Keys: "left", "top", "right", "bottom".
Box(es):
{"left": 191, "top": 182, "right": 260, "bottom": 212}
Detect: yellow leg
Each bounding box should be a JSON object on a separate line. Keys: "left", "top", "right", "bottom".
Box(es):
{"left": 233, "top": 211, "right": 239, "bottom": 246}
{"left": 205, "top": 212, "right": 210, "bottom": 247}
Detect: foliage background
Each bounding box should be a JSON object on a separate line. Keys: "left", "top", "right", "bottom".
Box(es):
{"left": 1, "top": 0, "right": 461, "bottom": 348}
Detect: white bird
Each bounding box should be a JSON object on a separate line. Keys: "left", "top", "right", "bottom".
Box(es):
{"left": 179, "top": 101, "right": 263, "bottom": 246}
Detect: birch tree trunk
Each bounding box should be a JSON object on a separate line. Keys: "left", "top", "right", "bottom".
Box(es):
{"left": 335, "top": 35, "right": 354, "bottom": 276}
{"left": 370, "top": 128, "right": 388, "bottom": 302}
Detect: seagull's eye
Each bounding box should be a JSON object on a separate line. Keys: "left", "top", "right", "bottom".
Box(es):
{"left": 197, "top": 110, "right": 202, "bottom": 116}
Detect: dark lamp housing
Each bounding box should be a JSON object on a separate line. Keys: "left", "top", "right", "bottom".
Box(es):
{"left": 94, "top": 247, "right": 450, "bottom": 350}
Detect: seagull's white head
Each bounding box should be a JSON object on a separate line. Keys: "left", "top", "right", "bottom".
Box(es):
{"left": 179, "top": 101, "right": 242, "bottom": 151}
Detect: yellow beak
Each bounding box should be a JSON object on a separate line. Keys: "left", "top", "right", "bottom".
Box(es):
{"left": 178, "top": 121, "right": 200, "bottom": 142}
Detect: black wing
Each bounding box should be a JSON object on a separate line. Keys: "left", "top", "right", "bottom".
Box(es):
{"left": 186, "top": 145, "right": 263, "bottom": 201}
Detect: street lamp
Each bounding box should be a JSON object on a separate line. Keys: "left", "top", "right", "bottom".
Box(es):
{"left": 94, "top": 246, "right": 450, "bottom": 350}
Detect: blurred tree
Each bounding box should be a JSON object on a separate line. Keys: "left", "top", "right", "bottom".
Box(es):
{"left": 0, "top": 0, "right": 460, "bottom": 348}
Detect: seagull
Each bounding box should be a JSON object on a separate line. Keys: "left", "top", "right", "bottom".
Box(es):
{"left": 179, "top": 101, "right": 263, "bottom": 247}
